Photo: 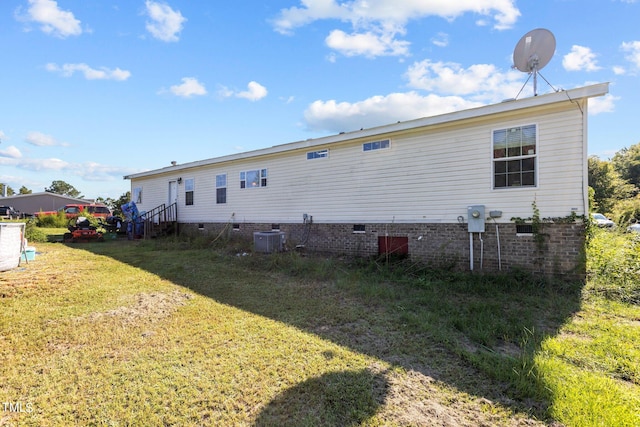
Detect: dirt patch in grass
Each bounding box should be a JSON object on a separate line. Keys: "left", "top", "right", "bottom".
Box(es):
{"left": 383, "top": 368, "right": 539, "bottom": 427}
{"left": 83, "top": 290, "right": 193, "bottom": 324}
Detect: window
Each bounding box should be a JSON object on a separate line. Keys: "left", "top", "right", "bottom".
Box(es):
{"left": 240, "top": 169, "right": 267, "bottom": 188}
{"left": 307, "top": 149, "right": 328, "bottom": 160}
{"left": 353, "top": 224, "right": 366, "bottom": 233}
{"left": 493, "top": 124, "right": 536, "bottom": 188}
{"left": 185, "top": 178, "right": 195, "bottom": 205}
{"left": 216, "top": 174, "right": 227, "bottom": 204}
{"left": 133, "top": 187, "right": 142, "bottom": 204}
{"left": 363, "top": 139, "right": 390, "bottom": 151}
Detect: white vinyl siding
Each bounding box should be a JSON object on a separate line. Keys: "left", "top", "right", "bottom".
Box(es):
{"left": 129, "top": 98, "right": 588, "bottom": 224}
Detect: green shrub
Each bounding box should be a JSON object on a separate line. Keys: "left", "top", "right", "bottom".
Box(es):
{"left": 35, "top": 210, "right": 102, "bottom": 229}
{"left": 35, "top": 211, "right": 68, "bottom": 228}
{"left": 586, "top": 227, "right": 640, "bottom": 304}
{"left": 24, "top": 219, "right": 48, "bottom": 243}
{"left": 610, "top": 195, "right": 640, "bottom": 226}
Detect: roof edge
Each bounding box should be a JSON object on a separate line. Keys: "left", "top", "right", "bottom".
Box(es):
{"left": 125, "top": 82, "right": 609, "bottom": 180}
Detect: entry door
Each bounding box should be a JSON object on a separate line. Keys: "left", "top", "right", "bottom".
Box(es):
{"left": 168, "top": 180, "right": 178, "bottom": 206}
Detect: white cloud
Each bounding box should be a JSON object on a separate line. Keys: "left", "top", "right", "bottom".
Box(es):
{"left": 272, "top": 0, "right": 520, "bottom": 58}
{"left": 145, "top": 0, "right": 186, "bottom": 42}
{"left": 589, "top": 94, "right": 618, "bottom": 115}
{"left": 45, "top": 63, "right": 131, "bottom": 81}
{"left": 0, "top": 131, "right": 7, "bottom": 142}
{"left": 0, "top": 155, "right": 136, "bottom": 182}
{"left": 563, "top": 45, "right": 601, "bottom": 72}
{"left": 0, "top": 157, "right": 69, "bottom": 171}
{"left": 0, "top": 145, "right": 22, "bottom": 159}
{"left": 405, "top": 59, "right": 527, "bottom": 103}
{"left": 621, "top": 40, "right": 640, "bottom": 69}
{"left": 25, "top": 131, "right": 68, "bottom": 147}
{"left": 24, "top": 0, "right": 82, "bottom": 38}
{"left": 170, "top": 77, "right": 207, "bottom": 98}
{"left": 25, "top": 0, "right": 82, "bottom": 38}
{"left": 238, "top": 81, "right": 268, "bottom": 101}
{"left": 303, "top": 55, "right": 542, "bottom": 133}
{"left": 304, "top": 91, "right": 482, "bottom": 133}
{"left": 217, "top": 85, "right": 234, "bottom": 99}
{"left": 325, "top": 29, "right": 410, "bottom": 57}
{"left": 431, "top": 32, "right": 449, "bottom": 47}
{"left": 220, "top": 81, "right": 268, "bottom": 102}
{"left": 273, "top": 0, "right": 520, "bottom": 34}
{"left": 71, "top": 161, "right": 136, "bottom": 182}
{"left": 612, "top": 66, "right": 626, "bottom": 75}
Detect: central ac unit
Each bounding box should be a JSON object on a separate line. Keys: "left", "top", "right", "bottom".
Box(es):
{"left": 253, "top": 231, "right": 286, "bottom": 253}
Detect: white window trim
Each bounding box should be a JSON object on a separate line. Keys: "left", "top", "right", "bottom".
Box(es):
{"left": 491, "top": 124, "right": 538, "bottom": 190}
{"left": 240, "top": 168, "right": 267, "bottom": 189}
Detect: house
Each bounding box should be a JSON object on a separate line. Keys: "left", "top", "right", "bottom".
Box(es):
{"left": 0, "top": 192, "right": 95, "bottom": 217}
{"left": 124, "top": 83, "right": 609, "bottom": 278}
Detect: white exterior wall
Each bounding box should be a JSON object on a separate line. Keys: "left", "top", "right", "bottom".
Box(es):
{"left": 130, "top": 99, "right": 587, "bottom": 226}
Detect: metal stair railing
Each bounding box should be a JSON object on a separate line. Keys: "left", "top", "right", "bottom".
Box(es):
{"left": 141, "top": 202, "right": 177, "bottom": 238}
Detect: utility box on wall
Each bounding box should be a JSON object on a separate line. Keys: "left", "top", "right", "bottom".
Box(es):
{"left": 467, "top": 205, "right": 485, "bottom": 233}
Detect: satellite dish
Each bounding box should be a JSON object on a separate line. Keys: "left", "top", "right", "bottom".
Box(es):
{"left": 513, "top": 28, "right": 556, "bottom": 96}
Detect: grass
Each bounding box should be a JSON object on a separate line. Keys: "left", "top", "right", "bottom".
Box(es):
{"left": 0, "top": 228, "right": 638, "bottom": 425}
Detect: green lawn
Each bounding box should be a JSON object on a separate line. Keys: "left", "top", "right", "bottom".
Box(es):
{"left": 0, "top": 228, "right": 638, "bottom": 426}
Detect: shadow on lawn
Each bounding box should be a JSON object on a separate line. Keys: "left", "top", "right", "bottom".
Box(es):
{"left": 254, "top": 368, "right": 388, "bottom": 427}
{"left": 85, "top": 240, "right": 583, "bottom": 423}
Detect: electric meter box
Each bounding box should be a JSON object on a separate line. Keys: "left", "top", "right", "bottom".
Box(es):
{"left": 467, "top": 205, "right": 486, "bottom": 233}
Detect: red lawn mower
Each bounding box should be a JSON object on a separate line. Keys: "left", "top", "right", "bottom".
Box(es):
{"left": 63, "top": 216, "right": 104, "bottom": 243}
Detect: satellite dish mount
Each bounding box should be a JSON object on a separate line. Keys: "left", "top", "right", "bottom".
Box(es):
{"left": 513, "top": 28, "right": 557, "bottom": 97}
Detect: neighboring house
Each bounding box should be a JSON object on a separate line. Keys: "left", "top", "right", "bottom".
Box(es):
{"left": 124, "top": 83, "right": 609, "bottom": 278}
{"left": 0, "top": 192, "right": 94, "bottom": 216}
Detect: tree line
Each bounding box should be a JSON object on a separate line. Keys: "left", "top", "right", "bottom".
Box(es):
{"left": 589, "top": 142, "right": 640, "bottom": 225}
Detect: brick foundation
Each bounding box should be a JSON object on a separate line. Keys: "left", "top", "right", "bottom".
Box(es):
{"left": 182, "top": 221, "right": 586, "bottom": 279}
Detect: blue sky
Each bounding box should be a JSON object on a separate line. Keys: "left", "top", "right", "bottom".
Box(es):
{"left": 0, "top": 0, "right": 638, "bottom": 200}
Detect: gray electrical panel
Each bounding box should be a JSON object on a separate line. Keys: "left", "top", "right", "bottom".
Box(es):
{"left": 467, "top": 205, "right": 485, "bottom": 233}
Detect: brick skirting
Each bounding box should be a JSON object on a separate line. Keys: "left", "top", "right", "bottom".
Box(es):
{"left": 183, "top": 221, "right": 586, "bottom": 279}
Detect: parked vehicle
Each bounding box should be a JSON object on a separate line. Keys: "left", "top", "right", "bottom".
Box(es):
{"left": 35, "top": 203, "right": 112, "bottom": 219}
{"left": 627, "top": 220, "right": 640, "bottom": 233}
{"left": 591, "top": 213, "right": 615, "bottom": 228}
{"left": 86, "top": 205, "right": 112, "bottom": 218}
{"left": 0, "top": 206, "right": 20, "bottom": 220}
